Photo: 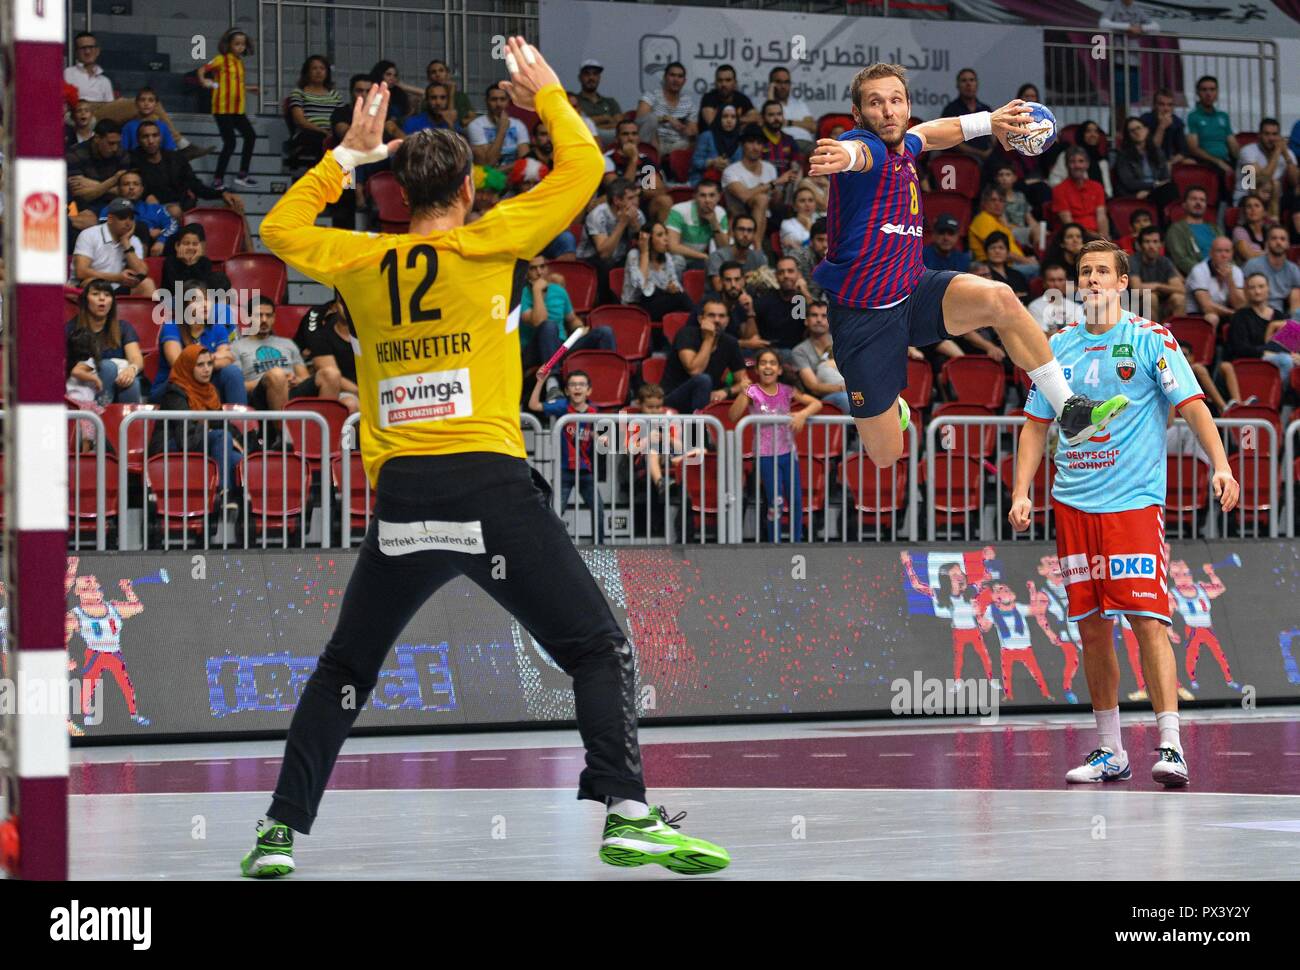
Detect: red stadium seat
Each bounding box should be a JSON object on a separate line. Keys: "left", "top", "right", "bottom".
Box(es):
{"left": 141, "top": 350, "right": 160, "bottom": 385}
{"left": 1163, "top": 201, "right": 1185, "bottom": 225}
{"left": 548, "top": 260, "right": 597, "bottom": 314}
{"left": 928, "top": 455, "right": 984, "bottom": 533}
{"left": 240, "top": 451, "right": 310, "bottom": 541}
{"left": 639, "top": 355, "right": 667, "bottom": 387}
{"left": 793, "top": 419, "right": 844, "bottom": 462}
{"left": 115, "top": 296, "right": 163, "bottom": 351}
{"left": 680, "top": 451, "right": 723, "bottom": 536}
{"left": 182, "top": 208, "right": 245, "bottom": 261}
{"left": 669, "top": 186, "right": 695, "bottom": 204}
{"left": 681, "top": 269, "right": 706, "bottom": 305}
{"left": 697, "top": 398, "right": 740, "bottom": 430}
{"left": 998, "top": 452, "right": 1053, "bottom": 527}
{"left": 840, "top": 452, "right": 908, "bottom": 528}
{"left": 1235, "top": 131, "right": 1258, "bottom": 148}
{"left": 1288, "top": 245, "right": 1300, "bottom": 265}
{"left": 143, "top": 256, "right": 165, "bottom": 289}
{"left": 1172, "top": 163, "right": 1220, "bottom": 209}
{"left": 637, "top": 142, "right": 659, "bottom": 166}
{"left": 366, "top": 171, "right": 412, "bottom": 233}
{"left": 929, "top": 403, "right": 997, "bottom": 459}
{"left": 1165, "top": 455, "right": 1209, "bottom": 527}
{"left": 923, "top": 191, "right": 973, "bottom": 244}
{"left": 285, "top": 397, "right": 351, "bottom": 473}
{"left": 588, "top": 304, "right": 652, "bottom": 363}
{"left": 274, "top": 304, "right": 310, "bottom": 340}
{"left": 69, "top": 453, "right": 119, "bottom": 540}
{"left": 145, "top": 452, "right": 220, "bottom": 535}
{"left": 927, "top": 153, "right": 981, "bottom": 200}
{"left": 661, "top": 311, "right": 691, "bottom": 345}
{"left": 101, "top": 403, "right": 158, "bottom": 475}
{"left": 1221, "top": 403, "right": 1281, "bottom": 455}
{"left": 331, "top": 452, "right": 374, "bottom": 539}
{"left": 609, "top": 267, "right": 625, "bottom": 303}
{"left": 1223, "top": 206, "right": 1239, "bottom": 231}
{"left": 940, "top": 355, "right": 1006, "bottom": 410}
{"left": 1166, "top": 317, "right": 1215, "bottom": 366}
{"left": 1227, "top": 451, "right": 1274, "bottom": 530}
{"left": 666, "top": 148, "right": 692, "bottom": 184}
{"left": 1106, "top": 198, "right": 1158, "bottom": 237}
{"left": 1059, "top": 124, "right": 1079, "bottom": 145}
{"left": 1231, "top": 359, "right": 1283, "bottom": 411}
{"left": 562, "top": 350, "right": 629, "bottom": 409}
{"left": 901, "top": 357, "right": 934, "bottom": 413}
{"left": 224, "top": 253, "right": 288, "bottom": 305}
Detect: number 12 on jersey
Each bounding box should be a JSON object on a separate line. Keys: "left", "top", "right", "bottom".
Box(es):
{"left": 380, "top": 245, "right": 442, "bottom": 326}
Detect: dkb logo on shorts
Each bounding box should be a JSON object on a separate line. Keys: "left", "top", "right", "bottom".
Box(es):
{"left": 1108, "top": 554, "right": 1156, "bottom": 579}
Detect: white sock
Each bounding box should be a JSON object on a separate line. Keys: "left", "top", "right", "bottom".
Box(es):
{"left": 1026, "top": 359, "right": 1073, "bottom": 417}
{"left": 1094, "top": 706, "right": 1123, "bottom": 756}
{"left": 1155, "top": 711, "right": 1181, "bottom": 751}
{"left": 261, "top": 816, "right": 284, "bottom": 833}
{"left": 607, "top": 798, "right": 649, "bottom": 818}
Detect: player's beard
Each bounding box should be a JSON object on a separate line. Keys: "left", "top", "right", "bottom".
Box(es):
{"left": 854, "top": 107, "right": 906, "bottom": 149}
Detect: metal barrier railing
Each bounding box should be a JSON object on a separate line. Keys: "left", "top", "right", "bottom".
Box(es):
{"left": 337, "top": 412, "right": 548, "bottom": 549}
{"left": 117, "top": 410, "right": 331, "bottom": 551}
{"left": 548, "top": 412, "right": 727, "bottom": 544}
{"left": 0, "top": 409, "right": 108, "bottom": 551}
{"left": 927, "top": 414, "right": 1280, "bottom": 542}
{"left": 1284, "top": 419, "right": 1299, "bottom": 540}
{"left": 730, "top": 415, "right": 920, "bottom": 543}
{"left": 1042, "top": 29, "right": 1278, "bottom": 137}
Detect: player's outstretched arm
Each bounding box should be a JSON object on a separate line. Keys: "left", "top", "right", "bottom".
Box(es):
{"left": 911, "top": 100, "right": 1033, "bottom": 154}
{"left": 808, "top": 137, "right": 872, "bottom": 176}
{"left": 1178, "top": 398, "right": 1239, "bottom": 513}
{"left": 1009, "top": 419, "right": 1050, "bottom": 532}
{"left": 260, "top": 82, "right": 403, "bottom": 287}
{"left": 466, "top": 37, "right": 603, "bottom": 259}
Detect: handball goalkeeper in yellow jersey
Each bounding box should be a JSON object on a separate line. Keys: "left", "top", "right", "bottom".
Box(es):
{"left": 240, "top": 37, "right": 729, "bottom": 878}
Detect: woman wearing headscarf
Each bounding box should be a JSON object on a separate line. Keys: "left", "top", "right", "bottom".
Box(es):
{"left": 150, "top": 344, "right": 243, "bottom": 507}
{"left": 690, "top": 103, "right": 743, "bottom": 185}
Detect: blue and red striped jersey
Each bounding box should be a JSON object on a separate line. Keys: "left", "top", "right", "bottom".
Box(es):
{"left": 813, "top": 129, "right": 925, "bottom": 308}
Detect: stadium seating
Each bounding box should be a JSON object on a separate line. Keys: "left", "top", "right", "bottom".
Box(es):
{"left": 145, "top": 452, "right": 220, "bottom": 537}
{"left": 224, "top": 253, "right": 289, "bottom": 305}
{"left": 548, "top": 261, "right": 597, "bottom": 314}
{"left": 115, "top": 297, "right": 163, "bottom": 351}
{"left": 682, "top": 269, "right": 706, "bottom": 304}
{"left": 588, "top": 304, "right": 652, "bottom": 364}
{"left": 639, "top": 355, "right": 667, "bottom": 387}
{"left": 274, "top": 304, "right": 310, "bottom": 340}
{"left": 1230, "top": 359, "right": 1283, "bottom": 411}
{"left": 366, "top": 171, "right": 412, "bottom": 232}
{"left": 940, "top": 355, "right": 1006, "bottom": 410}
{"left": 840, "top": 452, "right": 909, "bottom": 531}
{"left": 331, "top": 452, "right": 374, "bottom": 540}
{"left": 608, "top": 267, "right": 625, "bottom": 302}
{"left": 923, "top": 192, "right": 973, "bottom": 243}
{"left": 240, "top": 451, "right": 311, "bottom": 543}
{"left": 69, "top": 453, "right": 119, "bottom": 542}
{"left": 1166, "top": 317, "right": 1215, "bottom": 365}
{"left": 1165, "top": 455, "right": 1209, "bottom": 528}
{"left": 901, "top": 357, "right": 935, "bottom": 414}
{"left": 927, "top": 153, "right": 981, "bottom": 200}
{"left": 100, "top": 403, "right": 158, "bottom": 476}
{"left": 1172, "top": 163, "right": 1220, "bottom": 208}
{"left": 562, "top": 350, "right": 629, "bottom": 409}
{"left": 1106, "top": 198, "right": 1157, "bottom": 237}
{"left": 182, "top": 208, "right": 245, "bottom": 261}
{"left": 284, "top": 397, "right": 351, "bottom": 474}
{"left": 661, "top": 311, "right": 691, "bottom": 345}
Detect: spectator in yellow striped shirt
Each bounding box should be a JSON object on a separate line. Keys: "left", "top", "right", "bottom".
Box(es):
{"left": 198, "top": 29, "right": 259, "bottom": 190}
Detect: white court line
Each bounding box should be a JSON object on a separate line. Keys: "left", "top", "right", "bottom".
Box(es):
{"left": 810, "top": 753, "right": 847, "bottom": 758}
{"left": 945, "top": 752, "right": 980, "bottom": 757}
{"left": 262, "top": 759, "right": 282, "bottom": 765}
{"left": 470, "top": 757, "right": 507, "bottom": 762}
{"left": 336, "top": 757, "right": 370, "bottom": 763}
{"left": 192, "top": 761, "right": 230, "bottom": 766}
{"left": 1217, "top": 751, "right": 1253, "bottom": 756}
{"left": 1014, "top": 752, "right": 1051, "bottom": 757}
{"left": 400, "top": 757, "right": 439, "bottom": 762}
{"left": 742, "top": 754, "right": 779, "bottom": 759}
{"left": 675, "top": 754, "right": 711, "bottom": 759}
{"left": 878, "top": 753, "right": 913, "bottom": 758}
{"left": 537, "top": 756, "right": 576, "bottom": 761}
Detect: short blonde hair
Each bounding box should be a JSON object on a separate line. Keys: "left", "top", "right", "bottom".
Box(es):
{"left": 851, "top": 63, "right": 911, "bottom": 111}
{"left": 1081, "top": 239, "right": 1128, "bottom": 277}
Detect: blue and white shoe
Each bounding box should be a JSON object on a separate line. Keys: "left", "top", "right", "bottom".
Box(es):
{"left": 1152, "top": 745, "right": 1189, "bottom": 788}
{"left": 1065, "top": 746, "right": 1131, "bottom": 784}
{"left": 1064, "top": 690, "right": 1079, "bottom": 705}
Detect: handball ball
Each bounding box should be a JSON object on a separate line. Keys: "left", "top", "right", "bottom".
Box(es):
{"left": 1006, "top": 102, "right": 1057, "bottom": 157}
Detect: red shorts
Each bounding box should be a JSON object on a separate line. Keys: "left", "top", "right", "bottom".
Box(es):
{"left": 1053, "top": 502, "right": 1169, "bottom": 625}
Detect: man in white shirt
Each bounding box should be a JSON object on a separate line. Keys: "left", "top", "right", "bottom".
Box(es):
{"left": 1184, "top": 237, "right": 1245, "bottom": 325}
{"left": 722, "top": 125, "right": 797, "bottom": 248}
{"left": 65, "top": 31, "right": 203, "bottom": 159}
{"left": 71, "top": 198, "right": 154, "bottom": 296}
{"left": 466, "top": 84, "right": 531, "bottom": 168}
{"left": 1027, "top": 263, "right": 1086, "bottom": 334}
{"left": 1233, "top": 118, "right": 1299, "bottom": 204}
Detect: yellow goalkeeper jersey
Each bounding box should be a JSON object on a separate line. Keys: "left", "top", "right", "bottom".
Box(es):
{"left": 259, "top": 84, "right": 603, "bottom": 487}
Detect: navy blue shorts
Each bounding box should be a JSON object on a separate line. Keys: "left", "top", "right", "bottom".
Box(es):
{"left": 828, "top": 269, "right": 959, "bottom": 418}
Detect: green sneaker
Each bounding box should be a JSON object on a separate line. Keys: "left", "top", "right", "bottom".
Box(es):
{"left": 1059, "top": 393, "right": 1129, "bottom": 446}
{"left": 599, "top": 806, "right": 730, "bottom": 875}
{"left": 240, "top": 821, "right": 295, "bottom": 878}
{"left": 898, "top": 397, "right": 910, "bottom": 433}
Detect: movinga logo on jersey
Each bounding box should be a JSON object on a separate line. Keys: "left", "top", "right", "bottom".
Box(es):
{"left": 880, "top": 223, "right": 923, "bottom": 237}
{"left": 378, "top": 369, "right": 471, "bottom": 428}
{"left": 1109, "top": 554, "right": 1157, "bottom": 579}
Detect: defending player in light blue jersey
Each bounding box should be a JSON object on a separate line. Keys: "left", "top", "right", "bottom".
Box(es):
{"left": 1010, "top": 239, "right": 1238, "bottom": 789}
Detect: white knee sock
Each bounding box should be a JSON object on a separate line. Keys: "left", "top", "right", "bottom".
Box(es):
{"left": 1095, "top": 706, "right": 1123, "bottom": 756}
{"left": 607, "top": 798, "right": 649, "bottom": 818}
{"left": 1026, "top": 359, "right": 1073, "bottom": 416}
{"left": 1155, "top": 711, "right": 1181, "bottom": 751}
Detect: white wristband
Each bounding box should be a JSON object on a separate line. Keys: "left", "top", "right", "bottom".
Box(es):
{"left": 960, "top": 111, "right": 992, "bottom": 142}
{"left": 332, "top": 143, "right": 390, "bottom": 170}
{"left": 843, "top": 139, "right": 864, "bottom": 173}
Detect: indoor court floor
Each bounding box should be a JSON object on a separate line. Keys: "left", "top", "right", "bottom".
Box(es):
{"left": 70, "top": 706, "right": 1300, "bottom": 880}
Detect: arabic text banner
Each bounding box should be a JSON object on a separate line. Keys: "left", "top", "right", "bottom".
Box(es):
{"left": 538, "top": 0, "right": 1046, "bottom": 122}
